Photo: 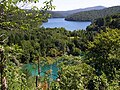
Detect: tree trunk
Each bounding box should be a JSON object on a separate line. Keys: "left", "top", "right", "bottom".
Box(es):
{"left": 2, "top": 77, "right": 7, "bottom": 90}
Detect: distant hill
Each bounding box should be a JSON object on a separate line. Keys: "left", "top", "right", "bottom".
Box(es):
{"left": 65, "top": 6, "right": 120, "bottom": 21}
{"left": 86, "top": 13, "right": 120, "bottom": 31}
{"left": 48, "top": 6, "right": 105, "bottom": 18}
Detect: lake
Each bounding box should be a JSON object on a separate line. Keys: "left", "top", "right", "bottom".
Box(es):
{"left": 23, "top": 63, "right": 59, "bottom": 81}
{"left": 42, "top": 18, "right": 91, "bottom": 31}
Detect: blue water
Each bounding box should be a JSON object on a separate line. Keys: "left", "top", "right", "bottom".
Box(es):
{"left": 42, "top": 18, "right": 91, "bottom": 31}
{"left": 23, "top": 63, "right": 59, "bottom": 80}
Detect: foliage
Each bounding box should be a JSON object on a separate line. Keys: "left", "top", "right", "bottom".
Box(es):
{"left": 85, "top": 29, "right": 120, "bottom": 88}
{"left": 48, "top": 6, "right": 105, "bottom": 18}
{"left": 87, "top": 13, "right": 120, "bottom": 31}
{"left": 0, "top": 0, "right": 120, "bottom": 89}
{"left": 0, "top": 44, "right": 32, "bottom": 90}
{"left": 65, "top": 6, "right": 120, "bottom": 21}
{"left": 0, "top": 28, "right": 93, "bottom": 63}
{"left": 0, "top": 0, "right": 54, "bottom": 89}
{"left": 51, "top": 56, "right": 110, "bottom": 90}
{"left": 0, "top": 0, "right": 54, "bottom": 31}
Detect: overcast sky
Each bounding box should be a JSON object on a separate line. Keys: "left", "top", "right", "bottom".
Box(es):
{"left": 20, "top": 0, "right": 120, "bottom": 11}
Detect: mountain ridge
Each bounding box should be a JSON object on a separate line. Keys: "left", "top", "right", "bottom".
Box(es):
{"left": 65, "top": 6, "right": 120, "bottom": 21}
{"left": 48, "top": 6, "right": 106, "bottom": 18}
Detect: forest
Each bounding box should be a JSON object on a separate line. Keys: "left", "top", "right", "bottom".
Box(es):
{"left": 0, "top": 0, "right": 120, "bottom": 90}
{"left": 48, "top": 6, "right": 105, "bottom": 18}
{"left": 65, "top": 6, "right": 120, "bottom": 21}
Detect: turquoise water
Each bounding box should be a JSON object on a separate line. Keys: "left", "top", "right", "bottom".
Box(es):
{"left": 23, "top": 63, "right": 59, "bottom": 80}
{"left": 42, "top": 18, "right": 91, "bottom": 31}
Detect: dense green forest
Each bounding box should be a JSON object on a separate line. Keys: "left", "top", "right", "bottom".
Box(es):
{"left": 47, "top": 11, "right": 64, "bottom": 18}
{"left": 65, "top": 6, "right": 120, "bottom": 21}
{"left": 87, "top": 13, "right": 120, "bottom": 31}
{"left": 0, "top": 0, "right": 120, "bottom": 90}
{"left": 48, "top": 6, "right": 105, "bottom": 18}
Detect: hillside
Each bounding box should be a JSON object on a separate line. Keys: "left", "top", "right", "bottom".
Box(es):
{"left": 65, "top": 6, "right": 120, "bottom": 21}
{"left": 86, "top": 13, "right": 120, "bottom": 31}
{"left": 48, "top": 6, "right": 105, "bottom": 18}
{"left": 1, "top": 0, "right": 120, "bottom": 89}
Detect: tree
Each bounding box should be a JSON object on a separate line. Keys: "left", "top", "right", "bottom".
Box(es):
{"left": 95, "top": 18, "right": 105, "bottom": 27}
{"left": 86, "top": 29, "right": 120, "bottom": 85}
{"left": 65, "top": 6, "right": 120, "bottom": 22}
{"left": 50, "top": 56, "right": 108, "bottom": 90}
{"left": 0, "top": 0, "right": 54, "bottom": 31}
{"left": 72, "top": 47, "right": 81, "bottom": 56}
{"left": 87, "top": 13, "right": 120, "bottom": 31}
{"left": 59, "top": 63, "right": 95, "bottom": 90}
{"left": 0, "top": 0, "right": 54, "bottom": 89}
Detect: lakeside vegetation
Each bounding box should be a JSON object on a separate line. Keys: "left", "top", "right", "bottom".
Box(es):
{"left": 0, "top": 0, "right": 120, "bottom": 90}
{"left": 48, "top": 6, "right": 105, "bottom": 18}
{"left": 65, "top": 6, "right": 120, "bottom": 21}
{"left": 87, "top": 13, "right": 120, "bottom": 31}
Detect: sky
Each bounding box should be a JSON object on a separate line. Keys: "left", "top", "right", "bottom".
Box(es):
{"left": 19, "top": 0, "right": 120, "bottom": 11}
